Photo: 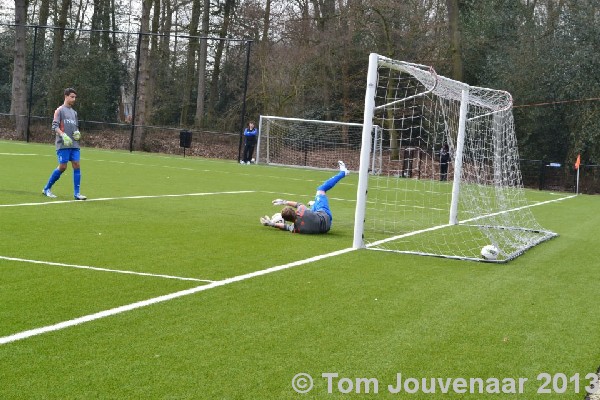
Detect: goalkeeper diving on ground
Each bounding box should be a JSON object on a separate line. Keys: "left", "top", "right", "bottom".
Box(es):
{"left": 260, "top": 161, "right": 349, "bottom": 234}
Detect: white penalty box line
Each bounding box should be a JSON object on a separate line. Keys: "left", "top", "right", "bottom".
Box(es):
{"left": 0, "top": 194, "right": 576, "bottom": 345}
{"left": 0, "top": 255, "right": 214, "bottom": 283}
{"left": 0, "top": 188, "right": 355, "bottom": 345}
{"left": 0, "top": 190, "right": 255, "bottom": 208}
{"left": 0, "top": 247, "right": 356, "bottom": 346}
{"left": 0, "top": 190, "right": 255, "bottom": 283}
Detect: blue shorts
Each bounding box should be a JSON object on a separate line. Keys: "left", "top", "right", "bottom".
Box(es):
{"left": 311, "top": 193, "right": 332, "bottom": 222}
{"left": 57, "top": 148, "right": 81, "bottom": 164}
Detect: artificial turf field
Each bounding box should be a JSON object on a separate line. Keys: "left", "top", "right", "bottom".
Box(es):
{"left": 1, "top": 139, "right": 599, "bottom": 399}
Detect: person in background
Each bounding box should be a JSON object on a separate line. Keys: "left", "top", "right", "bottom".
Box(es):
{"left": 42, "top": 87, "right": 87, "bottom": 200}
{"left": 440, "top": 143, "right": 450, "bottom": 181}
{"left": 241, "top": 120, "right": 258, "bottom": 165}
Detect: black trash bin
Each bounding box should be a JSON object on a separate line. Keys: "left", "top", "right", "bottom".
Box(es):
{"left": 180, "top": 130, "right": 192, "bottom": 148}
{"left": 180, "top": 130, "right": 192, "bottom": 157}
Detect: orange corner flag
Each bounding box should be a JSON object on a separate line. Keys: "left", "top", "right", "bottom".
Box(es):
{"left": 575, "top": 154, "right": 581, "bottom": 170}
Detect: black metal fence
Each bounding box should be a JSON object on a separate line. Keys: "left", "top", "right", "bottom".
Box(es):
{"left": 0, "top": 113, "right": 241, "bottom": 160}
{"left": 520, "top": 159, "right": 600, "bottom": 194}
{"left": 0, "top": 23, "right": 252, "bottom": 156}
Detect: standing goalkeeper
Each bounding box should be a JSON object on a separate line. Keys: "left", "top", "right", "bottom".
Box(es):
{"left": 260, "top": 161, "right": 349, "bottom": 234}
{"left": 42, "top": 87, "right": 86, "bottom": 200}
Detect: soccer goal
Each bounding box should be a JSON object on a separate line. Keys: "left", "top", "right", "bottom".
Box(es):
{"left": 353, "top": 53, "right": 557, "bottom": 262}
{"left": 257, "top": 115, "right": 382, "bottom": 173}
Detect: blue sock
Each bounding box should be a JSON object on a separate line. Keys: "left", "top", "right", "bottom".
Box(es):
{"left": 317, "top": 171, "right": 346, "bottom": 192}
{"left": 44, "top": 169, "right": 63, "bottom": 190}
{"left": 74, "top": 169, "right": 81, "bottom": 195}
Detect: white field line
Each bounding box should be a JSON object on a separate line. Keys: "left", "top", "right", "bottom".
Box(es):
{"left": 0, "top": 247, "right": 356, "bottom": 345}
{"left": 0, "top": 255, "right": 213, "bottom": 283}
{"left": 0, "top": 190, "right": 254, "bottom": 286}
{"left": 0, "top": 190, "right": 254, "bottom": 208}
{"left": 367, "top": 194, "right": 576, "bottom": 248}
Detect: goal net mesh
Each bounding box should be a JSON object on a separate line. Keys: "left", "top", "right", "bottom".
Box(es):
{"left": 357, "top": 56, "right": 556, "bottom": 262}
{"left": 257, "top": 116, "right": 378, "bottom": 171}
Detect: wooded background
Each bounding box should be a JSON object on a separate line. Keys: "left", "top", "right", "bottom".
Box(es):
{"left": 1, "top": 0, "right": 599, "bottom": 165}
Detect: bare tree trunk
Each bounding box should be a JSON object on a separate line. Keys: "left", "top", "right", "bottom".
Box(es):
{"left": 74, "top": 0, "right": 86, "bottom": 33}
{"left": 160, "top": 0, "right": 172, "bottom": 62}
{"left": 90, "top": 0, "right": 112, "bottom": 48}
{"left": 101, "top": 0, "right": 112, "bottom": 48}
{"left": 194, "top": 0, "right": 210, "bottom": 127}
{"left": 207, "top": 0, "right": 235, "bottom": 120}
{"left": 144, "top": 0, "right": 160, "bottom": 121}
{"left": 38, "top": 0, "right": 50, "bottom": 43}
{"left": 261, "top": 0, "right": 271, "bottom": 42}
{"left": 110, "top": 0, "right": 117, "bottom": 45}
{"left": 298, "top": 0, "right": 310, "bottom": 46}
{"left": 446, "top": 0, "right": 463, "bottom": 81}
{"left": 11, "top": 0, "right": 28, "bottom": 139}
{"left": 133, "top": 0, "right": 152, "bottom": 150}
{"left": 51, "top": 0, "right": 70, "bottom": 73}
{"left": 181, "top": 0, "right": 200, "bottom": 126}
{"left": 90, "top": 0, "right": 101, "bottom": 47}
{"left": 338, "top": 0, "right": 351, "bottom": 141}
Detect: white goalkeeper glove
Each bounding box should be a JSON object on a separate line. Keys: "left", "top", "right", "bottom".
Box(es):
{"left": 61, "top": 133, "right": 73, "bottom": 146}
{"left": 260, "top": 215, "right": 274, "bottom": 226}
{"left": 272, "top": 199, "right": 286, "bottom": 206}
{"left": 72, "top": 130, "right": 81, "bottom": 141}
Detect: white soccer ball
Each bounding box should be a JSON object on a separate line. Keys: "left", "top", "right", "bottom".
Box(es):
{"left": 481, "top": 245, "right": 500, "bottom": 261}
{"left": 271, "top": 212, "right": 284, "bottom": 224}
{"left": 251, "top": 158, "right": 255, "bottom": 163}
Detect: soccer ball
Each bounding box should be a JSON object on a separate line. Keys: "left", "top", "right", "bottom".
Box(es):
{"left": 271, "top": 212, "right": 284, "bottom": 224}
{"left": 481, "top": 245, "right": 500, "bottom": 261}
{"left": 251, "top": 158, "right": 255, "bottom": 164}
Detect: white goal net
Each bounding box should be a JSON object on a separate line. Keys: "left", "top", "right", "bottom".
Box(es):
{"left": 353, "top": 54, "right": 557, "bottom": 262}
{"left": 257, "top": 115, "right": 382, "bottom": 172}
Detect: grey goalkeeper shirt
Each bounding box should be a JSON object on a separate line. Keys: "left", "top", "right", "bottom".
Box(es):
{"left": 52, "top": 105, "right": 80, "bottom": 150}
{"left": 289, "top": 204, "right": 331, "bottom": 234}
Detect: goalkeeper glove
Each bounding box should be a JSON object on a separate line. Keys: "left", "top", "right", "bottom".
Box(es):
{"left": 260, "top": 215, "right": 274, "bottom": 226}
{"left": 272, "top": 199, "right": 286, "bottom": 206}
{"left": 72, "top": 130, "right": 81, "bottom": 141}
{"left": 61, "top": 133, "right": 73, "bottom": 146}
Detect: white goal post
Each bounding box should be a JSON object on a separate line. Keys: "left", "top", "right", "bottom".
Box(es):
{"left": 256, "top": 115, "right": 382, "bottom": 173}
{"left": 353, "top": 53, "right": 557, "bottom": 262}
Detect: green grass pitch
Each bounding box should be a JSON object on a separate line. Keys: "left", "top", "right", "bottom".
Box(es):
{"left": 1, "top": 139, "right": 599, "bottom": 399}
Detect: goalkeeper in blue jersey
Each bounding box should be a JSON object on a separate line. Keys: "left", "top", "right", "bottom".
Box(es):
{"left": 42, "top": 88, "right": 86, "bottom": 200}
{"left": 260, "top": 161, "right": 349, "bottom": 234}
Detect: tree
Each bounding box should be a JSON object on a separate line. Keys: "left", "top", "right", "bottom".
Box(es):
{"left": 446, "top": 0, "right": 463, "bottom": 81}
{"left": 180, "top": 0, "right": 201, "bottom": 127}
{"left": 51, "top": 0, "right": 70, "bottom": 72}
{"left": 207, "top": 0, "right": 236, "bottom": 122}
{"left": 132, "top": 0, "right": 152, "bottom": 150}
{"left": 10, "top": 0, "right": 28, "bottom": 139}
